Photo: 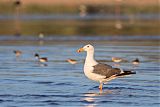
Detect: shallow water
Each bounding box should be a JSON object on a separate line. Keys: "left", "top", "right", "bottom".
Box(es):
{"left": 0, "top": 37, "right": 159, "bottom": 107}
{"left": 0, "top": 14, "right": 158, "bottom": 20}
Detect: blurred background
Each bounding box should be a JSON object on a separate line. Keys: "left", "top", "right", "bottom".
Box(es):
{"left": 0, "top": 0, "right": 159, "bottom": 37}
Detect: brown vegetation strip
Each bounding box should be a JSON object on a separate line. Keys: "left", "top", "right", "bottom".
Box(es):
{"left": 1, "top": 0, "right": 159, "bottom": 6}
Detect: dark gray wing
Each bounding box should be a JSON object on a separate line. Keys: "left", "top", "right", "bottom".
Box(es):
{"left": 93, "top": 63, "right": 121, "bottom": 78}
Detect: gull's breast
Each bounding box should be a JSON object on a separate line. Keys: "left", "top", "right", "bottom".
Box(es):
{"left": 84, "top": 66, "right": 106, "bottom": 82}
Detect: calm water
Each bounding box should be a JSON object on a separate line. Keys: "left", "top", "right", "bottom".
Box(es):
{"left": 0, "top": 37, "right": 159, "bottom": 107}
{"left": 0, "top": 14, "right": 158, "bottom": 20}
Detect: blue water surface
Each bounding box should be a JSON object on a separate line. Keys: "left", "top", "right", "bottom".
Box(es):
{"left": 0, "top": 36, "right": 159, "bottom": 107}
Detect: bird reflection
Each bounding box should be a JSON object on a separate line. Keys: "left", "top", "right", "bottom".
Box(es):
{"left": 83, "top": 93, "right": 97, "bottom": 107}
{"left": 39, "top": 40, "right": 44, "bottom": 45}
{"left": 84, "top": 104, "right": 97, "bottom": 107}
{"left": 82, "top": 90, "right": 112, "bottom": 107}
{"left": 38, "top": 32, "right": 45, "bottom": 45}
{"left": 13, "top": 0, "right": 22, "bottom": 36}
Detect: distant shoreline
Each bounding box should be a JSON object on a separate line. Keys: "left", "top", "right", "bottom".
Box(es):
{"left": 0, "top": 0, "right": 158, "bottom": 6}
{"left": 0, "top": 0, "right": 159, "bottom": 36}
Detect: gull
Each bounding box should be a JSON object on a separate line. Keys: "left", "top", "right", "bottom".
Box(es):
{"left": 77, "top": 44, "right": 136, "bottom": 91}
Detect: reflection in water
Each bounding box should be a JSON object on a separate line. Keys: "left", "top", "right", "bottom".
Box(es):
{"left": 38, "top": 32, "right": 45, "bottom": 45}
{"left": 39, "top": 63, "right": 48, "bottom": 67}
{"left": 83, "top": 92, "right": 97, "bottom": 107}
{"left": 34, "top": 59, "right": 48, "bottom": 67}
{"left": 0, "top": 41, "right": 159, "bottom": 107}
{"left": 115, "top": 0, "right": 123, "bottom": 29}
{"left": 82, "top": 90, "right": 112, "bottom": 107}
{"left": 35, "top": 61, "right": 48, "bottom": 67}
{"left": 39, "top": 40, "right": 44, "bottom": 45}
{"left": 13, "top": 0, "right": 22, "bottom": 36}
{"left": 84, "top": 104, "right": 97, "bottom": 107}
{"left": 113, "top": 63, "right": 120, "bottom": 67}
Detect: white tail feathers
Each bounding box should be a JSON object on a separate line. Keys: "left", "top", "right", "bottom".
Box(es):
{"left": 120, "top": 68, "right": 124, "bottom": 74}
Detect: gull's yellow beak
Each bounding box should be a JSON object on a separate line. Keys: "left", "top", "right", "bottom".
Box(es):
{"left": 77, "top": 48, "right": 84, "bottom": 53}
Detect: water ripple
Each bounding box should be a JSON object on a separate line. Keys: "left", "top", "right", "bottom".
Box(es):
{"left": 0, "top": 41, "right": 159, "bottom": 107}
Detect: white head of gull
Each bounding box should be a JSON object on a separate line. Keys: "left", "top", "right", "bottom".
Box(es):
{"left": 77, "top": 44, "right": 136, "bottom": 91}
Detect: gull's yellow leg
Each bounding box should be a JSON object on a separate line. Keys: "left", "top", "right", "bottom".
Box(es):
{"left": 99, "top": 83, "right": 103, "bottom": 91}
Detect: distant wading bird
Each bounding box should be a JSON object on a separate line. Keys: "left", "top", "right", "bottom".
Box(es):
{"left": 132, "top": 58, "right": 140, "bottom": 65}
{"left": 77, "top": 44, "right": 136, "bottom": 91}
{"left": 38, "top": 32, "right": 44, "bottom": 39}
{"left": 34, "top": 53, "right": 48, "bottom": 63}
{"left": 13, "top": 50, "right": 22, "bottom": 57}
{"left": 112, "top": 57, "right": 122, "bottom": 63}
{"left": 67, "top": 58, "right": 77, "bottom": 64}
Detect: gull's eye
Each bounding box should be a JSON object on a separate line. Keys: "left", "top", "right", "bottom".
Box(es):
{"left": 87, "top": 46, "right": 89, "bottom": 48}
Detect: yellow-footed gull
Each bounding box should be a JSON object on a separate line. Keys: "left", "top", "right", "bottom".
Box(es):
{"left": 77, "top": 44, "right": 136, "bottom": 91}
